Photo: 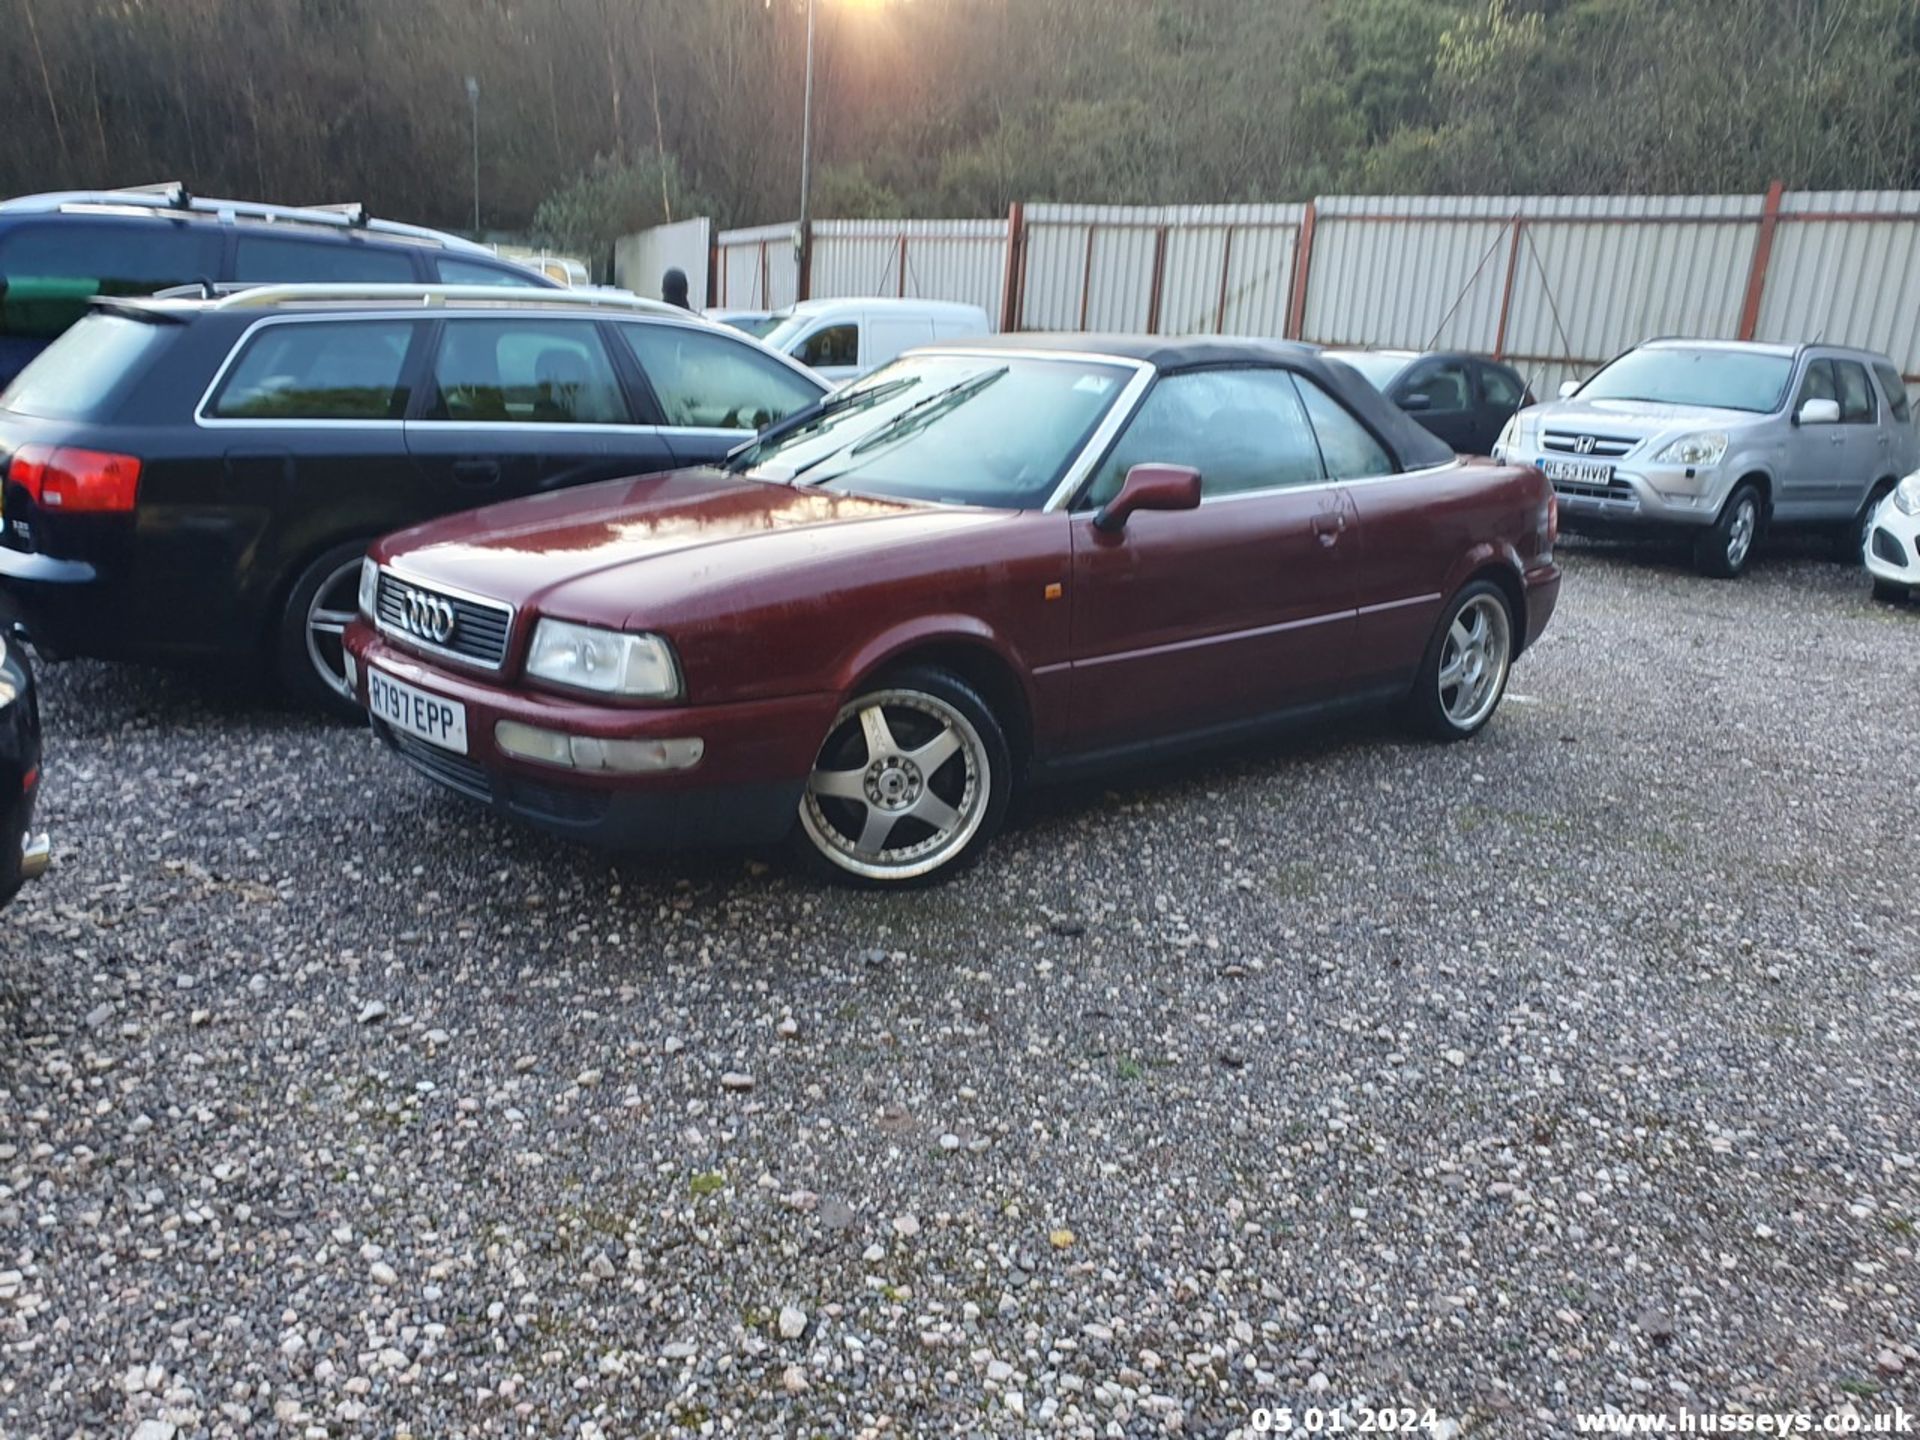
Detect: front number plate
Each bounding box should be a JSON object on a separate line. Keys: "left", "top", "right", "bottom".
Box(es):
{"left": 1540, "top": 456, "right": 1614, "bottom": 487}
{"left": 368, "top": 666, "right": 469, "bottom": 755}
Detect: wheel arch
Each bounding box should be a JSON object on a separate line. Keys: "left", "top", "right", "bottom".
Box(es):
{"left": 838, "top": 621, "right": 1035, "bottom": 768}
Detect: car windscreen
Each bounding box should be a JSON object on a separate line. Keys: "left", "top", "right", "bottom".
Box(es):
{"left": 1328, "top": 351, "right": 1410, "bottom": 391}
{"left": 729, "top": 353, "right": 1133, "bottom": 508}
{"left": 0, "top": 311, "right": 176, "bottom": 420}
{"left": 1575, "top": 347, "right": 1793, "bottom": 413}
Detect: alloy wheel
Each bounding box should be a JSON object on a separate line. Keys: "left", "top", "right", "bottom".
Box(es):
{"left": 801, "top": 688, "right": 991, "bottom": 882}
{"left": 1436, "top": 593, "right": 1512, "bottom": 732}
{"left": 304, "top": 559, "right": 363, "bottom": 704}
{"left": 1725, "top": 494, "right": 1757, "bottom": 570}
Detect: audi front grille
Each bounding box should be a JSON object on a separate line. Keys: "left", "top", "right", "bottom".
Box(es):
{"left": 374, "top": 571, "right": 514, "bottom": 670}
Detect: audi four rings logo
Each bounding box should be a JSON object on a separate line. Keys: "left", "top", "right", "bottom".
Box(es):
{"left": 401, "top": 588, "right": 458, "bottom": 644}
{"left": 1575, "top": 434, "right": 1598, "bottom": 455}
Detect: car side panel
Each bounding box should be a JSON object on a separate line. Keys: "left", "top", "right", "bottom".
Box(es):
{"left": 1342, "top": 459, "right": 1551, "bottom": 687}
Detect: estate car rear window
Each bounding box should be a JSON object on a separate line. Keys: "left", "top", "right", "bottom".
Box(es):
{"left": 1576, "top": 346, "right": 1792, "bottom": 413}
{"left": 734, "top": 353, "right": 1132, "bottom": 509}
{"left": 208, "top": 320, "right": 418, "bottom": 420}
{"left": 1, "top": 312, "right": 175, "bottom": 420}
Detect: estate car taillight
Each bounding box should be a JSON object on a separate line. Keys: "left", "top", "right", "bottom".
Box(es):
{"left": 8, "top": 443, "right": 143, "bottom": 513}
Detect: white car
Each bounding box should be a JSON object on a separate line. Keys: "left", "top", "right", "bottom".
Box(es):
{"left": 760, "top": 298, "right": 991, "bottom": 384}
{"left": 1864, "top": 471, "right": 1920, "bottom": 603}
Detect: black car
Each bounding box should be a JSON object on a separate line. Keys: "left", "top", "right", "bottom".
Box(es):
{"left": 1, "top": 617, "right": 48, "bottom": 907}
{"left": 0, "top": 182, "right": 552, "bottom": 388}
{"left": 0, "top": 286, "right": 829, "bottom": 713}
{"left": 1325, "top": 349, "right": 1533, "bottom": 456}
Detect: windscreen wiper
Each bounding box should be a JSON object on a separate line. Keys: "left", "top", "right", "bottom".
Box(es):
{"left": 727, "top": 376, "right": 919, "bottom": 468}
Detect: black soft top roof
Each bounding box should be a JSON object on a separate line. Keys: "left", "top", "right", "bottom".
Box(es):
{"left": 948, "top": 332, "right": 1456, "bottom": 470}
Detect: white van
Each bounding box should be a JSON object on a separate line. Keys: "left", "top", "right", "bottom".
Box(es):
{"left": 760, "top": 298, "right": 991, "bottom": 384}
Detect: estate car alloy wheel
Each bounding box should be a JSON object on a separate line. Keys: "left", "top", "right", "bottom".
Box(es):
{"left": 1408, "top": 580, "right": 1515, "bottom": 741}
{"left": 277, "top": 540, "right": 375, "bottom": 720}
{"left": 796, "top": 668, "right": 1010, "bottom": 886}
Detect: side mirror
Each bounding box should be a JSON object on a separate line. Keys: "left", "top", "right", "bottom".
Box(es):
{"left": 1796, "top": 397, "right": 1840, "bottom": 426}
{"left": 1398, "top": 391, "right": 1434, "bottom": 413}
{"left": 1094, "top": 463, "right": 1202, "bottom": 533}
{"left": 1557, "top": 379, "right": 1581, "bottom": 399}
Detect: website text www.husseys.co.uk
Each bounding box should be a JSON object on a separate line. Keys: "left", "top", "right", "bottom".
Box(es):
{"left": 1573, "top": 1407, "right": 1913, "bottom": 1435}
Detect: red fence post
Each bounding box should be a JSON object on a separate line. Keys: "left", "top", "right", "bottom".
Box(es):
{"left": 1284, "top": 201, "right": 1316, "bottom": 340}
{"left": 796, "top": 221, "right": 813, "bottom": 304}
{"left": 1493, "top": 216, "right": 1524, "bottom": 359}
{"left": 707, "top": 232, "right": 720, "bottom": 308}
{"left": 1145, "top": 225, "right": 1169, "bottom": 333}
{"left": 999, "top": 202, "right": 1026, "bottom": 331}
{"left": 1738, "top": 179, "right": 1784, "bottom": 341}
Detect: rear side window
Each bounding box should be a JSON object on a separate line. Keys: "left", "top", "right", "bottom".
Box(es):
{"left": 620, "top": 323, "right": 821, "bottom": 430}
{"left": 1479, "top": 363, "right": 1525, "bottom": 409}
{"left": 208, "top": 320, "right": 418, "bottom": 420}
{"left": 426, "top": 319, "right": 628, "bottom": 424}
{"left": 233, "top": 235, "right": 417, "bottom": 284}
{"left": 796, "top": 324, "right": 859, "bottom": 369}
{"left": 1295, "top": 376, "right": 1395, "bottom": 478}
{"left": 436, "top": 256, "right": 538, "bottom": 287}
{"left": 1873, "top": 361, "right": 1912, "bottom": 424}
{"left": 0, "top": 220, "right": 221, "bottom": 339}
{"left": 1, "top": 313, "right": 175, "bottom": 420}
{"left": 1833, "top": 359, "right": 1877, "bottom": 423}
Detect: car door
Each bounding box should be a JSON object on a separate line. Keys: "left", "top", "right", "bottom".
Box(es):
{"left": 405, "top": 315, "right": 678, "bottom": 502}
{"left": 1830, "top": 358, "right": 1887, "bottom": 515}
{"left": 1392, "top": 357, "right": 1478, "bottom": 454}
{"left": 1474, "top": 361, "right": 1530, "bottom": 456}
{"left": 613, "top": 319, "right": 827, "bottom": 469}
{"left": 1782, "top": 358, "right": 1844, "bottom": 518}
{"left": 197, "top": 315, "right": 431, "bottom": 613}
{"left": 1067, "top": 366, "right": 1356, "bottom": 752}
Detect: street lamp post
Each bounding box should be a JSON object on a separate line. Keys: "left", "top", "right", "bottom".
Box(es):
{"left": 796, "top": 0, "right": 817, "bottom": 300}
{"left": 465, "top": 75, "right": 481, "bottom": 235}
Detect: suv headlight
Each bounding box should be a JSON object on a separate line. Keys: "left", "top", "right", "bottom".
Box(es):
{"left": 1895, "top": 473, "right": 1920, "bottom": 516}
{"left": 1654, "top": 432, "right": 1728, "bottom": 466}
{"left": 1494, "top": 412, "right": 1536, "bottom": 460}
{"left": 525, "top": 619, "right": 682, "bottom": 699}
{"left": 358, "top": 558, "right": 379, "bottom": 618}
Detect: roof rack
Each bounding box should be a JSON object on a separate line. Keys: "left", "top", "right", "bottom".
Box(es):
{"left": 0, "top": 184, "right": 498, "bottom": 256}
{"left": 208, "top": 283, "right": 683, "bottom": 315}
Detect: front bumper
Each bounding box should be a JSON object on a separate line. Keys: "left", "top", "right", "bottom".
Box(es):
{"left": 1543, "top": 459, "right": 1727, "bottom": 533}
{"left": 1864, "top": 500, "right": 1920, "bottom": 588}
{"left": 345, "top": 624, "right": 832, "bottom": 851}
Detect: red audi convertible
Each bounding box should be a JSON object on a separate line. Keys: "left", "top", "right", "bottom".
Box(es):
{"left": 344, "top": 336, "right": 1559, "bottom": 886}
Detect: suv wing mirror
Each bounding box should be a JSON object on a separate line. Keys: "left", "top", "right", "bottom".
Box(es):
{"left": 1796, "top": 397, "right": 1841, "bottom": 426}
{"left": 1093, "top": 464, "right": 1202, "bottom": 532}
{"left": 1556, "top": 379, "right": 1581, "bottom": 400}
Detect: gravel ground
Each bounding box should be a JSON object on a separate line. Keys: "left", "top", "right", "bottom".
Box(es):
{"left": 3, "top": 537, "right": 1919, "bottom": 1439}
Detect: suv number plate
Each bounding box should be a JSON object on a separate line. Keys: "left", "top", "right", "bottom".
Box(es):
{"left": 1540, "top": 457, "right": 1614, "bottom": 487}
{"left": 369, "top": 666, "right": 469, "bottom": 755}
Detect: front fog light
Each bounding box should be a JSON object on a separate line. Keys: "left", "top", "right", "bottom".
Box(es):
{"left": 495, "top": 721, "right": 704, "bottom": 773}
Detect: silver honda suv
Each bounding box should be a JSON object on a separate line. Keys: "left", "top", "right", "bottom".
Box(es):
{"left": 1494, "top": 338, "right": 1919, "bottom": 577}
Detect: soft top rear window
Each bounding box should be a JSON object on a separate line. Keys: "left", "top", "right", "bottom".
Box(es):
{"left": 0, "top": 311, "right": 175, "bottom": 420}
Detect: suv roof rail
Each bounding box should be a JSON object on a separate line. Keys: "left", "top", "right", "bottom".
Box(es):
{"left": 0, "top": 185, "right": 498, "bottom": 256}
{"left": 207, "top": 283, "right": 683, "bottom": 315}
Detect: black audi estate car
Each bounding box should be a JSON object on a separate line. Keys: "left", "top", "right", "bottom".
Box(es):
{"left": 0, "top": 183, "right": 552, "bottom": 387}
{"left": 2, "top": 614, "right": 48, "bottom": 906}
{"left": 0, "top": 285, "right": 828, "bottom": 713}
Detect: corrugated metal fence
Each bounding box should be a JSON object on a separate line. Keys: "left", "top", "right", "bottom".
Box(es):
{"left": 702, "top": 186, "right": 1920, "bottom": 392}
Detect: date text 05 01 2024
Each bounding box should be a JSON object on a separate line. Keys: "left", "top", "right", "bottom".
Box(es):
{"left": 1250, "top": 1407, "right": 1445, "bottom": 1435}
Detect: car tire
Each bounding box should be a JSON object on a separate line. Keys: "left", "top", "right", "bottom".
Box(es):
{"left": 1841, "top": 481, "right": 1893, "bottom": 563}
{"left": 1694, "top": 483, "right": 1763, "bottom": 578}
{"left": 1406, "top": 580, "right": 1516, "bottom": 742}
{"left": 791, "top": 665, "right": 1012, "bottom": 887}
{"left": 1871, "top": 577, "right": 1909, "bottom": 604}
{"left": 275, "top": 539, "right": 371, "bottom": 721}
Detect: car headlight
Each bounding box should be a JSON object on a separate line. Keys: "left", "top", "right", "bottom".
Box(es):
{"left": 358, "top": 558, "right": 379, "bottom": 618}
{"left": 1654, "top": 432, "right": 1728, "bottom": 466}
{"left": 524, "top": 619, "right": 682, "bottom": 699}
{"left": 1895, "top": 472, "right": 1920, "bottom": 516}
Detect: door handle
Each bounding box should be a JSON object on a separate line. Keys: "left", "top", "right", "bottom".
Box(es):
{"left": 1312, "top": 511, "right": 1347, "bottom": 548}
{"left": 451, "top": 459, "right": 502, "bottom": 486}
